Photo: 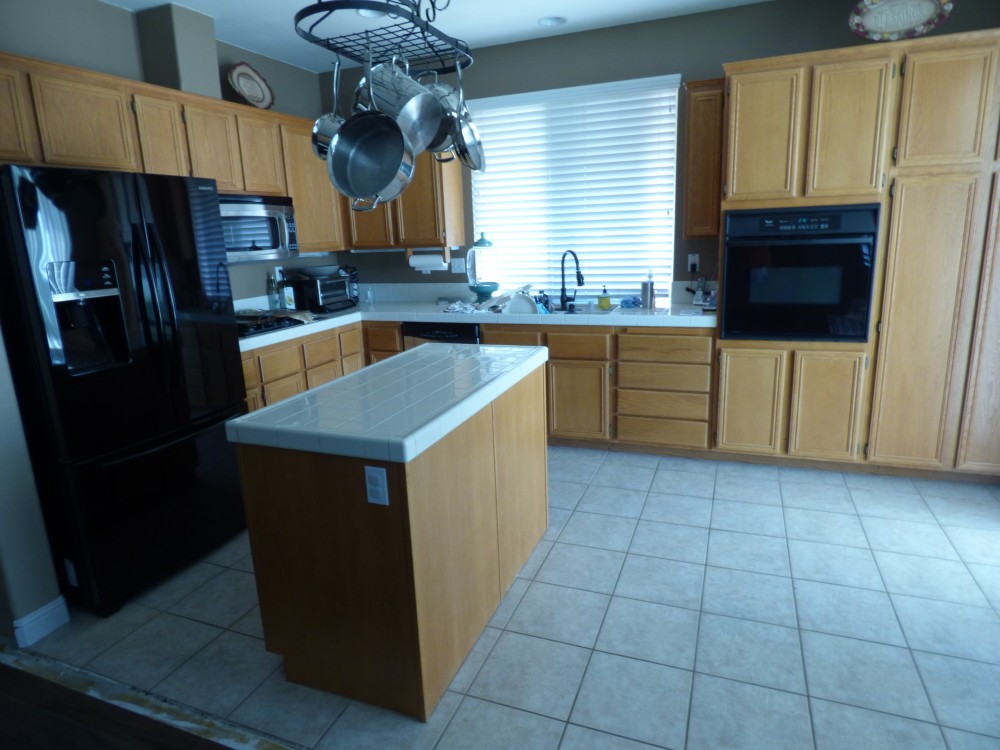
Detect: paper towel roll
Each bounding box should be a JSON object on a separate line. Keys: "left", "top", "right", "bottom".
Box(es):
{"left": 408, "top": 254, "right": 448, "bottom": 273}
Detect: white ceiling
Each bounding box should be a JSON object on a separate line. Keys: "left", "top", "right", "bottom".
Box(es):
{"left": 98, "top": 0, "right": 775, "bottom": 72}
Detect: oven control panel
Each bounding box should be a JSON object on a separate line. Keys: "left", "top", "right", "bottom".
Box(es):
{"left": 761, "top": 215, "right": 842, "bottom": 233}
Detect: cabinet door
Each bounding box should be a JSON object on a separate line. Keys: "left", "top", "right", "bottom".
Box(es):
{"left": 31, "top": 73, "right": 138, "bottom": 170}
{"left": 303, "top": 333, "right": 341, "bottom": 369}
{"left": 956, "top": 175, "right": 1000, "bottom": 474}
{"left": 237, "top": 113, "right": 286, "bottom": 195}
{"left": 547, "top": 360, "right": 610, "bottom": 440}
{"left": 806, "top": 57, "right": 894, "bottom": 197}
{"left": 394, "top": 151, "right": 444, "bottom": 246}
{"left": 0, "top": 66, "right": 40, "bottom": 163}
{"left": 280, "top": 121, "right": 347, "bottom": 253}
{"left": 787, "top": 351, "right": 865, "bottom": 461}
{"left": 869, "top": 174, "right": 988, "bottom": 468}
{"left": 364, "top": 324, "right": 403, "bottom": 353}
{"left": 184, "top": 103, "right": 244, "bottom": 191}
{"left": 725, "top": 67, "right": 807, "bottom": 201}
{"left": 348, "top": 202, "right": 395, "bottom": 248}
{"left": 306, "top": 360, "right": 343, "bottom": 389}
{"left": 262, "top": 373, "right": 305, "bottom": 405}
{"left": 716, "top": 348, "right": 788, "bottom": 454}
{"left": 896, "top": 46, "right": 998, "bottom": 169}
{"left": 258, "top": 345, "right": 303, "bottom": 384}
{"left": 339, "top": 326, "right": 363, "bottom": 357}
{"left": 342, "top": 352, "right": 365, "bottom": 375}
{"left": 480, "top": 328, "right": 543, "bottom": 346}
{"left": 133, "top": 93, "right": 190, "bottom": 176}
{"left": 682, "top": 79, "right": 724, "bottom": 238}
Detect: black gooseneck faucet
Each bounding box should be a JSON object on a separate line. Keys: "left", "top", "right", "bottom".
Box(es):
{"left": 559, "top": 250, "right": 584, "bottom": 311}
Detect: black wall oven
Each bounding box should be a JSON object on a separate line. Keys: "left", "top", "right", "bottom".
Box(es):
{"left": 720, "top": 204, "right": 880, "bottom": 342}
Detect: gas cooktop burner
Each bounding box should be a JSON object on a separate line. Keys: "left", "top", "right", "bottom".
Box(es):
{"left": 236, "top": 313, "right": 306, "bottom": 338}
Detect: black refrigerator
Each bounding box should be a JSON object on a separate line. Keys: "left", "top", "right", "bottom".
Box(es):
{"left": 0, "top": 165, "right": 248, "bottom": 616}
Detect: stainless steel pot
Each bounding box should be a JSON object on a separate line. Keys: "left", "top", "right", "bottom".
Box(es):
{"left": 415, "top": 71, "right": 459, "bottom": 161}
{"left": 311, "top": 59, "right": 344, "bottom": 160}
{"left": 355, "top": 57, "right": 444, "bottom": 155}
{"left": 326, "top": 110, "right": 415, "bottom": 211}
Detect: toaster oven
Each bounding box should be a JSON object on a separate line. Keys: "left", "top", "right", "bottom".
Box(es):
{"left": 286, "top": 275, "right": 357, "bottom": 313}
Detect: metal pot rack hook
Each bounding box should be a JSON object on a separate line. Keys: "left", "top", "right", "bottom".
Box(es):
{"left": 294, "top": 0, "right": 473, "bottom": 76}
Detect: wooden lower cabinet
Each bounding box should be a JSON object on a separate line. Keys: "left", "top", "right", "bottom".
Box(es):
{"left": 480, "top": 325, "right": 543, "bottom": 346}
{"left": 717, "top": 345, "right": 868, "bottom": 461}
{"left": 616, "top": 330, "right": 714, "bottom": 449}
{"left": 545, "top": 330, "right": 612, "bottom": 441}
{"left": 242, "top": 322, "right": 363, "bottom": 410}
{"left": 363, "top": 322, "right": 403, "bottom": 364}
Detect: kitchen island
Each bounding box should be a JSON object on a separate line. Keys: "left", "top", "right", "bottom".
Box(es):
{"left": 225, "top": 343, "right": 549, "bottom": 720}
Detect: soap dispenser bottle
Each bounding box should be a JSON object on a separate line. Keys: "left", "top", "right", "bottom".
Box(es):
{"left": 598, "top": 286, "right": 611, "bottom": 310}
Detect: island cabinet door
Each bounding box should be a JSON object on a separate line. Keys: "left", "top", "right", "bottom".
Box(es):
{"left": 787, "top": 351, "right": 866, "bottom": 461}
{"left": 716, "top": 348, "right": 788, "bottom": 454}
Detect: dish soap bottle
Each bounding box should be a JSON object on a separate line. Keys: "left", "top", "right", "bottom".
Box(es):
{"left": 598, "top": 285, "right": 611, "bottom": 310}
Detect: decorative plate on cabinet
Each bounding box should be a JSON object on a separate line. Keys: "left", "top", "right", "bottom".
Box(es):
{"left": 227, "top": 62, "right": 274, "bottom": 109}
{"left": 849, "top": 0, "right": 953, "bottom": 41}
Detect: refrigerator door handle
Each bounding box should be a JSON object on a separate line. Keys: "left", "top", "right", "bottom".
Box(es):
{"left": 131, "top": 222, "right": 171, "bottom": 390}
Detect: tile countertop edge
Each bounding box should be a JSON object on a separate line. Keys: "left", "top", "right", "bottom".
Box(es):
{"left": 237, "top": 304, "right": 716, "bottom": 351}
{"left": 227, "top": 344, "right": 550, "bottom": 463}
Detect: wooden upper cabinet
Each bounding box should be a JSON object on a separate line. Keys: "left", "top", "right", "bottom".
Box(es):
{"left": 184, "top": 102, "right": 244, "bottom": 191}
{"left": 236, "top": 113, "right": 286, "bottom": 195}
{"left": 725, "top": 67, "right": 807, "bottom": 201}
{"left": 30, "top": 73, "right": 138, "bottom": 170}
{"left": 133, "top": 93, "right": 189, "bottom": 176}
{"left": 280, "top": 120, "right": 347, "bottom": 253}
{"left": 683, "top": 78, "right": 724, "bottom": 237}
{"left": 787, "top": 351, "right": 865, "bottom": 461}
{"left": 896, "top": 45, "right": 998, "bottom": 169}
{"left": 0, "top": 66, "right": 40, "bottom": 163}
{"left": 806, "top": 57, "right": 895, "bottom": 197}
{"left": 348, "top": 202, "right": 395, "bottom": 248}
{"left": 869, "top": 173, "right": 988, "bottom": 469}
{"left": 716, "top": 348, "right": 788, "bottom": 454}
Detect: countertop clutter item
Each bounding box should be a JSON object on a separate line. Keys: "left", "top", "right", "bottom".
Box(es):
{"left": 641, "top": 271, "right": 656, "bottom": 309}
{"left": 849, "top": 0, "right": 952, "bottom": 41}
{"left": 227, "top": 62, "right": 274, "bottom": 109}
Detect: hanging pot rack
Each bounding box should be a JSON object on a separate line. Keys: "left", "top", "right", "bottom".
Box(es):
{"left": 294, "top": 0, "right": 473, "bottom": 75}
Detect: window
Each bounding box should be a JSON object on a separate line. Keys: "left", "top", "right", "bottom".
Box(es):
{"left": 468, "top": 74, "right": 680, "bottom": 302}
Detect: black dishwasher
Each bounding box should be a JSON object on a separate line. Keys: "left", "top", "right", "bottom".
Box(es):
{"left": 401, "top": 321, "right": 480, "bottom": 350}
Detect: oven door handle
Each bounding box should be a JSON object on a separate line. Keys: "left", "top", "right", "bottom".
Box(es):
{"left": 726, "top": 235, "right": 875, "bottom": 247}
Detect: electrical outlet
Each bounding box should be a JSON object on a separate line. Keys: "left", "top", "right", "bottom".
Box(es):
{"left": 687, "top": 254, "right": 700, "bottom": 274}
{"left": 365, "top": 466, "right": 389, "bottom": 506}
{"left": 451, "top": 257, "right": 466, "bottom": 275}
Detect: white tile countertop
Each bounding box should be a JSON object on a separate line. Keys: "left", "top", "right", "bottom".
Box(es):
{"left": 237, "top": 301, "right": 716, "bottom": 351}
{"left": 226, "top": 343, "right": 549, "bottom": 462}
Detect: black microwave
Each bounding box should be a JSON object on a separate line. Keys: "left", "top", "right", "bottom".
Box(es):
{"left": 720, "top": 204, "right": 879, "bottom": 342}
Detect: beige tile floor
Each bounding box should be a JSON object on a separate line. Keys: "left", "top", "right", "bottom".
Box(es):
{"left": 19, "top": 446, "right": 1000, "bottom": 749}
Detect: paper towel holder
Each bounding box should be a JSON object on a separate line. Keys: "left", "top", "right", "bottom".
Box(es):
{"left": 405, "top": 247, "right": 452, "bottom": 274}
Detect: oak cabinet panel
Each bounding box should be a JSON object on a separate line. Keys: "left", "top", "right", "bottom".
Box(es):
{"left": 480, "top": 326, "right": 543, "bottom": 346}
{"left": 725, "top": 67, "right": 807, "bottom": 201}
{"left": 342, "top": 352, "right": 365, "bottom": 375}
{"left": 263, "top": 372, "right": 305, "bottom": 405}
{"left": 236, "top": 113, "right": 286, "bottom": 195}
{"left": 617, "top": 334, "right": 712, "bottom": 364}
{"left": 716, "top": 348, "right": 788, "bottom": 454}
{"left": 133, "top": 93, "right": 189, "bottom": 176}
{"left": 31, "top": 73, "right": 138, "bottom": 170}
{"left": 0, "top": 66, "right": 39, "bottom": 163}
{"left": 617, "top": 362, "right": 712, "bottom": 393}
{"left": 184, "top": 102, "right": 244, "bottom": 191}
{"left": 617, "top": 416, "right": 709, "bottom": 449}
{"left": 340, "top": 327, "right": 363, "bottom": 357}
{"left": 306, "top": 360, "right": 343, "bottom": 389}
{"left": 546, "top": 332, "right": 612, "bottom": 361}
{"left": 363, "top": 322, "right": 403, "bottom": 364}
{"left": 787, "top": 351, "right": 865, "bottom": 461}
{"left": 547, "top": 360, "right": 610, "bottom": 440}
{"left": 280, "top": 121, "right": 347, "bottom": 253}
{"left": 258, "top": 344, "right": 304, "bottom": 385}
{"left": 303, "top": 333, "right": 341, "bottom": 369}
{"left": 618, "top": 389, "right": 710, "bottom": 421}
{"left": 806, "top": 57, "right": 894, "bottom": 196}
{"left": 869, "top": 174, "right": 987, "bottom": 469}
{"left": 682, "top": 78, "right": 724, "bottom": 238}
{"left": 896, "top": 46, "right": 998, "bottom": 169}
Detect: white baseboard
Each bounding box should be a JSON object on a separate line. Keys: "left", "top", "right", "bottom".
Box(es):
{"left": 13, "top": 596, "right": 69, "bottom": 647}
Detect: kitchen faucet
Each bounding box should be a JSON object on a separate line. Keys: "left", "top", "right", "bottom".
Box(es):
{"left": 559, "top": 250, "right": 585, "bottom": 311}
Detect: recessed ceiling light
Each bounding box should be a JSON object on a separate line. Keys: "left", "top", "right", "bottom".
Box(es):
{"left": 537, "top": 16, "right": 567, "bottom": 27}
{"left": 356, "top": 8, "right": 387, "bottom": 18}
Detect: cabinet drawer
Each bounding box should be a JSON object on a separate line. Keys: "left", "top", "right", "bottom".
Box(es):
{"left": 481, "top": 329, "right": 543, "bottom": 346}
{"left": 303, "top": 334, "right": 340, "bottom": 368}
{"left": 340, "top": 327, "right": 362, "bottom": 357}
{"left": 366, "top": 326, "right": 402, "bottom": 352}
{"left": 342, "top": 352, "right": 365, "bottom": 374}
{"left": 617, "top": 416, "right": 709, "bottom": 449}
{"left": 258, "top": 345, "right": 303, "bottom": 384}
{"left": 306, "top": 360, "right": 343, "bottom": 389}
{"left": 262, "top": 372, "right": 304, "bottom": 405}
{"left": 618, "top": 389, "right": 710, "bottom": 421}
{"left": 618, "top": 334, "right": 712, "bottom": 364}
{"left": 546, "top": 332, "right": 611, "bottom": 360}
{"left": 618, "top": 362, "right": 711, "bottom": 393}
{"left": 241, "top": 353, "right": 261, "bottom": 389}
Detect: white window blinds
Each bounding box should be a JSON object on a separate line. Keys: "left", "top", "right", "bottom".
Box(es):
{"left": 468, "top": 74, "right": 680, "bottom": 302}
